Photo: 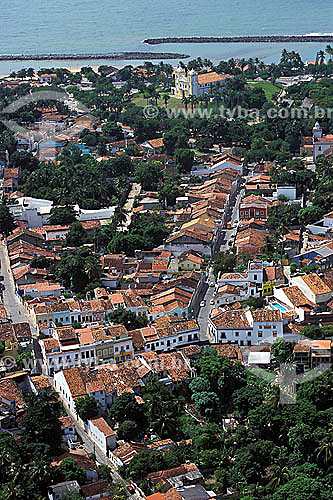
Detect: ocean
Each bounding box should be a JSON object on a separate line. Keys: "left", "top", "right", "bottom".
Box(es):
{"left": 1, "top": 0, "right": 333, "bottom": 73}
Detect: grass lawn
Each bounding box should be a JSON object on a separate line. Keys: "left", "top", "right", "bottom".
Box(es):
{"left": 132, "top": 92, "right": 185, "bottom": 110}
{"left": 247, "top": 81, "right": 282, "bottom": 101}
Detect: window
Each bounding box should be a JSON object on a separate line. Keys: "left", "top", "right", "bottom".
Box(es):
{"left": 126, "top": 345, "right": 129, "bottom": 349}
{"left": 81, "top": 352, "right": 85, "bottom": 358}
{"left": 173, "top": 339, "right": 176, "bottom": 343}
{"left": 258, "top": 332, "right": 263, "bottom": 337}
{"left": 179, "top": 336, "right": 182, "bottom": 341}
{"left": 235, "top": 332, "right": 239, "bottom": 337}
{"left": 248, "top": 331, "right": 251, "bottom": 336}
{"left": 114, "top": 347, "right": 118, "bottom": 352}
{"left": 273, "top": 331, "right": 277, "bottom": 337}
{"left": 254, "top": 274, "right": 257, "bottom": 280}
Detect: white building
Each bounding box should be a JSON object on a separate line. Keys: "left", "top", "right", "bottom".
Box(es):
{"left": 313, "top": 122, "right": 333, "bottom": 160}
{"left": 290, "top": 273, "right": 333, "bottom": 305}
{"left": 172, "top": 66, "right": 232, "bottom": 98}
{"left": 87, "top": 417, "right": 116, "bottom": 455}
{"left": 208, "top": 309, "right": 284, "bottom": 346}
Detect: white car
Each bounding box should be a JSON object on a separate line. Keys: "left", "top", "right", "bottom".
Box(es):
{"left": 209, "top": 282, "right": 215, "bottom": 287}
{"left": 200, "top": 300, "right": 206, "bottom": 307}
{"left": 210, "top": 299, "right": 215, "bottom": 306}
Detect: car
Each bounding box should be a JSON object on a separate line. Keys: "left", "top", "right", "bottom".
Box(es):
{"left": 210, "top": 299, "right": 215, "bottom": 306}
{"left": 200, "top": 300, "right": 206, "bottom": 307}
{"left": 0, "top": 276, "right": 4, "bottom": 281}
{"left": 126, "top": 485, "right": 135, "bottom": 494}
{"left": 209, "top": 282, "right": 215, "bottom": 287}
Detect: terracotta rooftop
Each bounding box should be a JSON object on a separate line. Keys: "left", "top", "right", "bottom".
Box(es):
{"left": 90, "top": 417, "right": 115, "bottom": 437}
{"left": 251, "top": 309, "right": 282, "bottom": 323}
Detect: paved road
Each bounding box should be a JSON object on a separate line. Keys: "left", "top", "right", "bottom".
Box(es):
{"left": 196, "top": 185, "right": 245, "bottom": 339}
{"left": 0, "top": 242, "right": 42, "bottom": 371}
{"left": 65, "top": 406, "right": 144, "bottom": 500}
{"left": 0, "top": 242, "right": 31, "bottom": 323}
{"left": 119, "top": 182, "right": 141, "bottom": 232}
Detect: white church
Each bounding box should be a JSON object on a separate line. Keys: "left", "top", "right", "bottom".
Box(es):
{"left": 313, "top": 122, "right": 333, "bottom": 159}
{"left": 172, "top": 66, "right": 233, "bottom": 99}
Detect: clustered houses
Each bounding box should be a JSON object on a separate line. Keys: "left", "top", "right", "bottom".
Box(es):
{"left": 273, "top": 272, "right": 333, "bottom": 322}
{"left": 0, "top": 323, "right": 32, "bottom": 373}
{"left": 53, "top": 350, "right": 193, "bottom": 418}
{"left": 39, "top": 324, "right": 135, "bottom": 375}
{"left": 28, "top": 289, "right": 148, "bottom": 328}
{"left": 208, "top": 308, "right": 288, "bottom": 345}
{"left": 39, "top": 314, "right": 201, "bottom": 375}
{"left": 164, "top": 167, "right": 241, "bottom": 257}
{"left": 129, "top": 316, "right": 200, "bottom": 353}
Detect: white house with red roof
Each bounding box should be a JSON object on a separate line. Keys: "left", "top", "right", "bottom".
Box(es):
{"left": 313, "top": 122, "right": 333, "bottom": 159}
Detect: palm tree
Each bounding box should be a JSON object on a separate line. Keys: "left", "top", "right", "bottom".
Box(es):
{"left": 163, "top": 94, "right": 170, "bottom": 107}
{"left": 266, "top": 465, "right": 291, "bottom": 490}
{"left": 326, "top": 44, "right": 333, "bottom": 60}
{"left": 152, "top": 88, "right": 161, "bottom": 106}
{"left": 316, "top": 439, "right": 333, "bottom": 466}
{"left": 112, "top": 206, "right": 128, "bottom": 229}
{"left": 316, "top": 50, "right": 326, "bottom": 65}
{"left": 181, "top": 96, "right": 189, "bottom": 111}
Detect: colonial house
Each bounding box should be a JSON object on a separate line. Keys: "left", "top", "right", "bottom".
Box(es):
{"left": 208, "top": 309, "right": 285, "bottom": 345}
{"left": 290, "top": 273, "right": 333, "bottom": 305}
{"left": 239, "top": 194, "right": 271, "bottom": 221}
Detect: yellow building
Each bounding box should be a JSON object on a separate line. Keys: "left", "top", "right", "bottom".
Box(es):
{"left": 172, "top": 66, "right": 232, "bottom": 98}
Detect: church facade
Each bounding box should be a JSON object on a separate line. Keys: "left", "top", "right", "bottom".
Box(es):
{"left": 172, "top": 66, "right": 232, "bottom": 99}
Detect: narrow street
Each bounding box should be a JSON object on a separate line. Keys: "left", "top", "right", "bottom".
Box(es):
{"left": 0, "top": 242, "right": 31, "bottom": 324}
{"left": 0, "top": 241, "right": 42, "bottom": 370}
{"left": 119, "top": 182, "right": 141, "bottom": 231}
{"left": 63, "top": 404, "right": 144, "bottom": 500}
{"left": 196, "top": 183, "right": 245, "bottom": 340}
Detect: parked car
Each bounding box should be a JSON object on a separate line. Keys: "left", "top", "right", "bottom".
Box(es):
{"left": 209, "top": 281, "right": 215, "bottom": 287}
{"left": 210, "top": 299, "right": 215, "bottom": 306}
{"left": 127, "top": 485, "right": 135, "bottom": 494}
{"left": 200, "top": 300, "right": 206, "bottom": 307}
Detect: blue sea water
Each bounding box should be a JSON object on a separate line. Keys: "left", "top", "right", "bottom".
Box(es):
{"left": 1, "top": 0, "right": 333, "bottom": 73}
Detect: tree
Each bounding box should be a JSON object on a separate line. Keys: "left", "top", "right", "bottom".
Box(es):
{"left": 213, "top": 251, "right": 237, "bottom": 278}
{"left": 30, "top": 255, "right": 52, "bottom": 269}
{"left": 108, "top": 392, "right": 144, "bottom": 426}
{"left": 244, "top": 296, "right": 265, "bottom": 309}
{"left": 298, "top": 206, "right": 324, "bottom": 225}
{"left": 174, "top": 148, "right": 194, "bottom": 173}
{"left": 75, "top": 395, "right": 99, "bottom": 422}
{"left": 54, "top": 248, "right": 102, "bottom": 293}
{"left": 315, "top": 437, "right": 333, "bottom": 467}
{"left": 0, "top": 340, "right": 5, "bottom": 354}
{"left": 268, "top": 474, "right": 331, "bottom": 500}
{"left": 22, "top": 391, "right": 62, "bottom": 452}
{"left": 271, "top": 338, "right": 293, "bottom": 363}
{"left": 143, "top": 375, "right": 184, "bottom": 438}
{"left": 134, "top": 160, "right": 161, "bottom": 191}
{"left": 117, "top": 420, "right": 139, "bottom": 441}
{"left": 108, "top": 308, "right": 148, "bottom": 330}
{"left": 65, "top": 221, "right": 86, "bottom": 247}
{"left": 107, "top": 481, "right": 129, "bottom": 500}
{"left": 57, "top": 457, "right": 86, "bottom": 485}
{"left": 48, "top": 205, "right": 77, "bottom": 225}
{"left": 0, "top": 201, "right": 15, "bottom": 236}
{"left": 232, "top": 385, "right": 263, "bottom": 417}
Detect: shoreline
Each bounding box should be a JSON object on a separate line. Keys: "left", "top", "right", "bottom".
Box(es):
{"left": 0, "top": 51, "right": 189, "bottom": 62}
{"left": 143, "top": 35, "right": 333, "bottom": 44}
